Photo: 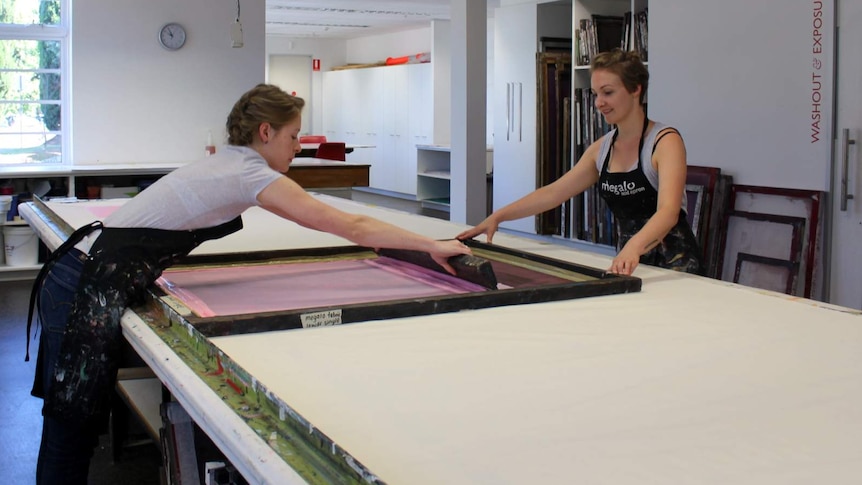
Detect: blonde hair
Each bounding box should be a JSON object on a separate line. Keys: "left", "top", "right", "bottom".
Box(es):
{"left": 226, "top": 84, "right": 305, "bottom": 146}
{"left": 591, "top": 49, "right": 649, "bottom": 105}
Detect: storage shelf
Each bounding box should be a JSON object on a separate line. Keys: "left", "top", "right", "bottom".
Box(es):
{"left": 0, "top": 163, "right": 184, "bottom": 199}
{"left": 566, "top": 0, "right": 648, "bottom": 245}
{"left": 414, "top": 144, "right": 452, "bottom": 153}
{"left": 0, "top": 162, "right": 186, "bottom": 178}
{"left": 419, "top": 170, "right": 451, "bottom": 180}
{"left": 0, "top": 264, "right": 41, "bottom": 272}
{"left": 416, "top": 145, "right": 493, "bottom": 221}
{"left": 0, "top": 264, "right": 41, "bottom": 281}
{"left": 0, "top": 164, "right": 183, "bottom": 279}
{"left": 574, "top": 61, "right": 647, "bottom": 71}
{"left": 1, "top": 219, "right": 40, "bottom": 279}
{"left": 116, "top": 373, "right": 163, "bottom": 443}
{"left": 420, "top": 198, "right": 451, "bottom": 212}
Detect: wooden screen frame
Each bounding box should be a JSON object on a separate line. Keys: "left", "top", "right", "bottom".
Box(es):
{"left": 536, "top": 51, "right": 573, "bottom": 237}
{"left": 723, "top": 185, "right": 822, "bottom": 298}
{"left": 720, "top": 210, "right": 806, "bottom": 296}
{"left": 733, "top": 252, "right": 799, "bottom": 296}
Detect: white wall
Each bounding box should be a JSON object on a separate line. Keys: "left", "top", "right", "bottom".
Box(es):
{"left": 72, "top": 0, "right": 265, "bottom": 165}
{"left": 486, "top": 17, "right": 496, "bottom": 148}
{"left": 650, "top": 0, "right": 834, "bottom": 191}
{"left": 538, "top": 2, "right": 575, "bottom": 37}
{"left": 345, "top": 28, "right": 432, "bottom": 64}
{"left": 268, "top": 29, "right": 428, "bottom": 137}
{"left": 431, "top": 20, "right": 452, "bottom": 146}
{"left": 267, "top": 37, "right": 348, "bottom": 69}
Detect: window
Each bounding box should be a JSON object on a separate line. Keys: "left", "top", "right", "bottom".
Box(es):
{"left": 0, "top": 0, "right": 67, "bottom": 166}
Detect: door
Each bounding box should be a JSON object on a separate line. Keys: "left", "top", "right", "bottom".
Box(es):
{"left": 829, "top": 0, "right": 862, "bottom": 309}
{"left": 322, "top": 70, "right": 344, "bottom": 141}
{"left": 269, "top": 55, "right": 312, "bottom": 127}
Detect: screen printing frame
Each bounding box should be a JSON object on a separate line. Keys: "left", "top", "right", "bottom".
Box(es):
{"left": 148, "top": 239, "right": 641, "bottom": 338}
{"left": 27, "top": 197, "right": 640, "bottom": 483}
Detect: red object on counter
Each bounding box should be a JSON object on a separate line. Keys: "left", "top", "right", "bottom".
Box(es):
{"left": 385, "top": 52, "right": 430, "bottom": 65}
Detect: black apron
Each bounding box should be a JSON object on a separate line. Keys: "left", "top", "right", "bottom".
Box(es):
{"left": 598, "top": 116, "right": 703, "bottom": 274}
{"left": 28, "top": 216, "right": 243, "bottom": 427}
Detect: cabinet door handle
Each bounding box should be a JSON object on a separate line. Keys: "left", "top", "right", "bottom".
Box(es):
{"left": 518, "top": 82, "right": 523, "bottom": 142}
{"left": 506, "top": 82, "right": 511, "bottom": 141}
{"left": 841, "top": 128, "right": 857, "bottom": 211}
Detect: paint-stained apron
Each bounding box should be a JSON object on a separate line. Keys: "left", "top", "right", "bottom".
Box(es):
{"left": 28, "top": 216, "right": 243, "bottom": 427}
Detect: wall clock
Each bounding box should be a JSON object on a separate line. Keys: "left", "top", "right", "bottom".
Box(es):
{"left": 158, "top": 22, "right": 186, "bottom": 51}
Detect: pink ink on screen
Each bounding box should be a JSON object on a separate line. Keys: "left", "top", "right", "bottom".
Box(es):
{"left": 157, "top": 257, "right": 486, "bottom": 318}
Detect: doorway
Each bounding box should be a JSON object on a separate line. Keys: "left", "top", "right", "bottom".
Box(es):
{"left": 268, "top": 55, "right": 312, "bottom": 132}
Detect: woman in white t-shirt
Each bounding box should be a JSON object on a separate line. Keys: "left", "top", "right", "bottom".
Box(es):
{"left": 29, "top": 84, "right": 471, "bottom": 485}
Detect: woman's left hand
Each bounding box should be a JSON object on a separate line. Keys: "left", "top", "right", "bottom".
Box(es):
{"left": 609, "top": 246, "right": 640, "bottom": 276}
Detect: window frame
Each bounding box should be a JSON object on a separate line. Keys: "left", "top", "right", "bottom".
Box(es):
{"left": 0, "top": 0, "right": 70, "bottom": 167}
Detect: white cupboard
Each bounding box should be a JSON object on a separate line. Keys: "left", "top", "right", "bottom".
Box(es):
{"left": 342, "top": 67, "right": 384, "bottom": 169}
{"left": 322, "top": 63, "right": 432, "bottom": 196}
{"left": 492, "top": 3, "right": 539, "bottom": 234}
{"left": 382, "top": 64, "right": 411, "bottom": 193}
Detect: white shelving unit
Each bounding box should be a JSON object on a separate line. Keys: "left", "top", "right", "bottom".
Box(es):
{"left": 0, "top": 163, "right": 184, "bottom": 280}
{"left": 567, "top": 0, "right": 648, "bottom": 246}
{"left": 416, "top": 145, "right": 452, "bottom": 211}
{"left": 416, "top": 144, "right": 493, "bottom": 214}
{"left": 1, "top": 218, "right": 42, "bottom": 280}
{"left": 0, "top": 221, "right": 42, "bottom": 281}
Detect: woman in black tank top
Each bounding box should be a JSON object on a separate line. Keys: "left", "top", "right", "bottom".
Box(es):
{"left": 459, "top": 49, "right": 702, "bottom": 276}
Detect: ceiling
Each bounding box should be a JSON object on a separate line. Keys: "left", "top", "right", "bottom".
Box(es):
{"left": 265, "top": 0, "right": 500, "bottom": 39}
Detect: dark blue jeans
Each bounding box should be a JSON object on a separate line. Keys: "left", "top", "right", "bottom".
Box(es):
{"left": 35, "top": 248, "right": 99, "bottom": 485}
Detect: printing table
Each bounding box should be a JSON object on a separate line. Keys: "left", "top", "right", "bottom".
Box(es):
{"left": 20, "top": 196, "right": 862, "bottom": 484}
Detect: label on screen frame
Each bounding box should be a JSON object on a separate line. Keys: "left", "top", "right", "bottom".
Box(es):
{"left": 301, "top": 309, "right": 343, "bottom": 328}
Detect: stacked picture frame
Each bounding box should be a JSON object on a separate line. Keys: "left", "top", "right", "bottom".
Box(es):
{"left": 685, "top": 165, "right": 733, "bottom": 278}
{"left": 719, "top": 185, "right": 824, "bottom": 298}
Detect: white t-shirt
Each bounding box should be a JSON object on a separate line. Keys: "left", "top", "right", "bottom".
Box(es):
{"left": 104, "top": 145, "right": 283, "bottom": 230}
